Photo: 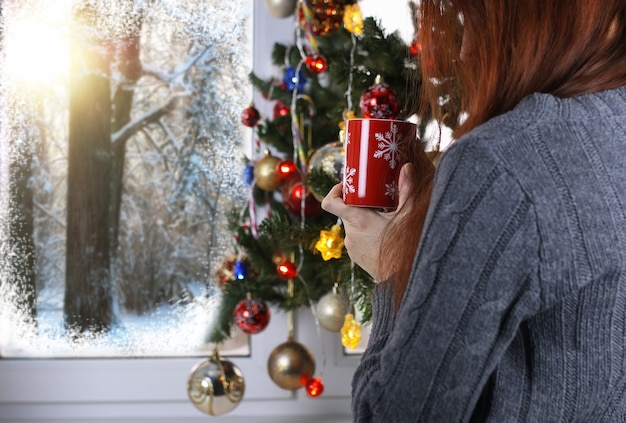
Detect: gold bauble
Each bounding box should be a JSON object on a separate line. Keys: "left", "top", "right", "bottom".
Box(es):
{"left": 272, "top": 251, "right": 289, "bottom": 265}
{"left": 254, "top": 153, "right": 282, "bottom": 191}
{"left": 300, "top": 0, "right": 345, "bottom": 36}
{"left": 215, "top": 254, "right": 237, "bottom": 286}
{"left": 316, "top": 286, "right": 350, "bottom": 332}
{"left": 267, "top": 338, "right": 316, "bottom": 390}
{"left": 187, "top": 351, "right": 245, "bottom": 416}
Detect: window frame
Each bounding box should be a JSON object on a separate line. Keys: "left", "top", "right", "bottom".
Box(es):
{"left": 0, "top": 6, "right": 359, "bottom": 421}
{"left": 0, "top": 308, "right": 359, "bottom": 421}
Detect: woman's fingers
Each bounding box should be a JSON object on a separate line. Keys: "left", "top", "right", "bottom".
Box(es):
{"left": 321, "top": 162, "right": 426, "bottom": 280}
{"left": 321, "top": 183, "right": 391, "bottom": 280}
{"left": 322, "top": 183, "right": 385, "bottom": 232}
{"left": 397, "top": 163, "right": 417, "bottom": 212}
{"left": 320, "top": 183, "right": 345, "bottom": 218}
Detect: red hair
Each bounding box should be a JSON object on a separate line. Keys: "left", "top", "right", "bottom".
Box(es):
{"left": 380, "top": 0, "right": 626, "bottom": 308}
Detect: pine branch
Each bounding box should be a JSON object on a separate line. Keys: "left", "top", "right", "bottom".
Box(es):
{"left": 307, "top": 167, "right": 338, "bottom": 202}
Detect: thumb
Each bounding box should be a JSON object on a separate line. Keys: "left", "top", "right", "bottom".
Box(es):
{"left": 397, "top": 162, "right": 416, "bottom": 211}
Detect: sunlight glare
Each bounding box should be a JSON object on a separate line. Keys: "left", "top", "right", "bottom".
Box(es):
{"left": 3, "top": 1, "right": 71, "bottom": 87}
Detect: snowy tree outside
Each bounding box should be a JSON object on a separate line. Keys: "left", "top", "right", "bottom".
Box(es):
{"left": 0, "top": 0, "right": 252, "bottom": 357}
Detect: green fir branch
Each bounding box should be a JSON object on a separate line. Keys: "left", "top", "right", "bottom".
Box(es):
{"left": 307, "top": 166, "right": 338, "bottom": 202}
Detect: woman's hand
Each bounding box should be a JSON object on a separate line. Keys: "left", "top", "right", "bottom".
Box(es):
{"left": 321, "top": 163, "right": 417, "bottom": 281}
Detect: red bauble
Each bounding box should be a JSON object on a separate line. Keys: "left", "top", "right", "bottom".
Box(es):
{"left": 234, "top": 297, "right": 271, "bottom": 335}
{"left": 273, "top": 100, "right": 290, "bottom": 119}
{"left": 241, "top": 104, "right": 261, "bottom": 127}
{"left": 281, "top": 174, "right": 322, "bottom": 217}
{"left": 277, "top": 260, "right": 298, "bottom": 280}
{"left": 305, "top": 55, "right": 328, "bottom": 74}
{"left": 277, "top": 159, "right": 298, "bottom": 179}
{"left": 359, "top": 81, "right": 401, "bottom": 120}
{"left": 305, "top": 376, "right": 324, "bottom": 397}
{"left": 409, "top": 40, "right": 422, "bottom": 56}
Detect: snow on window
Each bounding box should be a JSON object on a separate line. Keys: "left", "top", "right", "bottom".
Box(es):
{"left": 0, "top": 0, "right": 252, "bottom": 357}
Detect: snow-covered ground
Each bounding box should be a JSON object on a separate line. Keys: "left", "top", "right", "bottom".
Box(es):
{"left": 1, "top": 282, "right": 249, "bottom": 358}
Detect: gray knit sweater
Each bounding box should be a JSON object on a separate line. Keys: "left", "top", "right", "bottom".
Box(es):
{"left": 352, "top": 87, "right": 626, "bottom": 422}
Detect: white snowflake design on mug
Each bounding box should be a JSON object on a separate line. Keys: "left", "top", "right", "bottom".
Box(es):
{"left": 385, "top": 180, "right": 399, "bottom": 201}
{"left": 373, "top": 122, "right": 404, "bottom": 170}
{"left": 343, "top": 166, "right": 357, "bottom": 200}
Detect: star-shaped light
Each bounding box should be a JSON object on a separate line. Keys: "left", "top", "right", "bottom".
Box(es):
{"left": 339, "top": 110, "right": 356, "bottom": 143}
{"left": 341, "top": 313, "right": 362, "bottom": 350}
{"left": 315, "top": 225, "right": 344, "bottom": 261}
{"left": 343, "top": 4, "right": 364, "bottom": 35}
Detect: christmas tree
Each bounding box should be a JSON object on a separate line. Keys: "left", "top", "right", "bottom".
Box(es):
{"left": 197, "top": 0, "right": 435, "bottom": 406}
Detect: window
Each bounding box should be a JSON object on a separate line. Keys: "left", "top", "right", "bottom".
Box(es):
{"left": 0, "top": 4, "right": 360, "bottom": 421}
{"left": 1, "top": 0, "right": 252, "bottom": 358}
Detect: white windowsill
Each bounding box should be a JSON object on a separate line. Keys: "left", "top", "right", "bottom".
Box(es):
{"left": 0, "top": 308, "right": 359, "bottom": 422}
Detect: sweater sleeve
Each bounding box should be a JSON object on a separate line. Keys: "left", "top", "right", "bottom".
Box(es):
{"left": 351, "top": 139, "right": 543, "bottom": 422}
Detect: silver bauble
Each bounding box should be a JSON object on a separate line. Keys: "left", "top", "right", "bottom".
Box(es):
{"left": 187, "top": 351, "right": 245, "bottom": 416}
{"left": 267, "top": 337, "right": 316, "bottom": 390}
{"left": 316, "top": 286, "right": 350, "bottom": 332}
{"left": 307, "top": 141, "right": 345, "bottom": 201}
{"left": 264, "top": 0, "right": 298, "bottom": 18}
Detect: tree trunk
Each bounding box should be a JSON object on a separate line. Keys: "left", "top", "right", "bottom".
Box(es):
{"left": 6, "top": 129, "right": 37, "bottom": 325}
{"left": 110, "top": 29, "right": 142, "bottom": 262}
{"left": 65, "top": 23, "right": 114, "bottom": 333}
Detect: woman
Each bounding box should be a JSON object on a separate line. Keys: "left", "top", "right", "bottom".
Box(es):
{"left": 322, "top": 1, "right": 626, "bottom": 421}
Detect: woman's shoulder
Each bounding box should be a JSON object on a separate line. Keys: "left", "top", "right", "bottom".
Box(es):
{"left": 459, "top": 86, "right": 626, "bottom": 145}
{"left": 443, "top": 87, "right": 626, "bottom": 178}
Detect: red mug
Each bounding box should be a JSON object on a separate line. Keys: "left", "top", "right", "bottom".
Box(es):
{"left": 343, "top": 118, "right": 416, "bottom": 209}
